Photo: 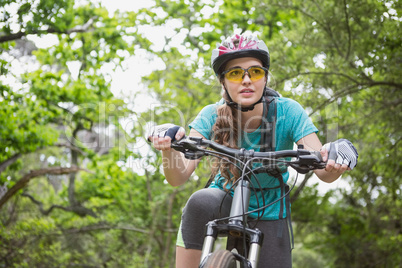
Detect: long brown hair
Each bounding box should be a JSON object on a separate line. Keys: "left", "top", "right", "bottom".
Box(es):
{"left": 210, "top": 89, "right": 242, "bottom": 189}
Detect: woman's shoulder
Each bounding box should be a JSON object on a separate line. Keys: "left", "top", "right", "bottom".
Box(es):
{"left": 189, "top": 102, "right": 221, "bottom": 138}
{"left": 191, "top": 102, "right": 220, "bottom": 125}
{"left": 276, "top": 96, "right": 302, "bottom": 106}
{"left": 276, "top": 97, "right": 305, "bottom": 109}
{"left": 198, "top": 101, "right": 223, "bottom": 116}
{"left": 275, "top": 97, "right": 308, "bottom": 118}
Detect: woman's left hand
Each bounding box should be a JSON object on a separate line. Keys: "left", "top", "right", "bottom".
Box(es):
{"left": 320, "top": 139, "right": 358, "bottom": 173}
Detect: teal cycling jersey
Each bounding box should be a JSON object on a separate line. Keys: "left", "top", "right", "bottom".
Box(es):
{"left": 189, "top": 97, "right": 318, "bottom": 220}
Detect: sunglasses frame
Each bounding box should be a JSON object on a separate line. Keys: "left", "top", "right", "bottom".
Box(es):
{"left": 221, "top": 65, "right": 268, "bottom": 82}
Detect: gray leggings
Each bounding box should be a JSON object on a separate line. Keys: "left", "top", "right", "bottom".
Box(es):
{"left": 177, "top": 188, "right": 292, "bottom": 268}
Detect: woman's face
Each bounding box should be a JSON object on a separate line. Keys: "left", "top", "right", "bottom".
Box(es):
{"left": 222, "top": 57, "right": 267, "bottom": 107}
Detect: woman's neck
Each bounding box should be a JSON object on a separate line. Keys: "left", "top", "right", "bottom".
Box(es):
{"left": 239, "top": 103, "right": 264, "bottom": 132}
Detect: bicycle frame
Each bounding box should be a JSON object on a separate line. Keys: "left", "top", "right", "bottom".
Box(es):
{"left": 199, "top": 180, "right": 263, "bottom": 268}
{"left": 169, "top": 136, "right": 325, "bottom": 268}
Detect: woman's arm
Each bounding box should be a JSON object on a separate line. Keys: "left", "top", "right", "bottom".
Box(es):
{"left": 150, "top": 128, "right": 205, "bottom": 186}
{"left": 297, "top": 133, "right": 349, "bottom": 183}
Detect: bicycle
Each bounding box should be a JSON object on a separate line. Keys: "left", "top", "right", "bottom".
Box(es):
{"left": 170, "top": 135, "right": 326, "bottom": 268}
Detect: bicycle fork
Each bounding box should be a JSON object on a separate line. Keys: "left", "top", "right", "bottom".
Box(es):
{"left": 199, "top": 181, "right": 264, "bottom": 268}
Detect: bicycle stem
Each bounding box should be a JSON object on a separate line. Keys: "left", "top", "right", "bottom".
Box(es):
{"left": 229, "top": 180, "right": 251, "bottom": 224}
{"left": 229, "top": 180, "right": 260, "bottom": 267}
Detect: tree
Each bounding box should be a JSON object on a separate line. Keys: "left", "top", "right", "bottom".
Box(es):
{"left": 0, "top": 0, "right": 178, "bottom": 266}
{"left": 1, "top": 0, "right": 400, "bottom": 266}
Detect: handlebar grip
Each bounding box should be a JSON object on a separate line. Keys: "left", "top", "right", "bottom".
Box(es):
{"left": 165, "top": 126, "right": 181, "bottom": 142}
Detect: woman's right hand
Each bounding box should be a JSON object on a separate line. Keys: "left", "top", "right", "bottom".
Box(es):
{"left": 149, "top": 126, "right": 204, "bottom": 186}
{"left": 147, "top": 124, "right": 185, "bottom": 151}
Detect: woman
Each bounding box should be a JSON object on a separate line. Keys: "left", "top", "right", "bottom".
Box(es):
{"left": 149, "top": 34, "right": 358, "bottom": 268}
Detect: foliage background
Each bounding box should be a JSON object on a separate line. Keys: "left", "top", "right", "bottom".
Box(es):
{"left": 0, "top": 0, "right": 400, "bottom": 267}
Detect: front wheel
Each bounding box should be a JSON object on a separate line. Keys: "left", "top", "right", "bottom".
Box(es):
{"left": 203, "top": 250, "right": 237, "bottom": 268}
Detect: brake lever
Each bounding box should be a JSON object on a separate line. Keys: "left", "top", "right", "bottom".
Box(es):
{"left": 171, "top": 136, "right": 207, "bottom": 159}
{"left": 309, "top": 151, "right": 327, "bottom": 169}
{"left": 290, "top": 150, "right": 326, "bottom": 173}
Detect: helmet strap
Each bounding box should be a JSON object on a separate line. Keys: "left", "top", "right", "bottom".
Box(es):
{"left": 222, "top": 79, "right": 268, "bottom": 112}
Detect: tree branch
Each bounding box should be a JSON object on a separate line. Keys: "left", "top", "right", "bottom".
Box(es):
{"left": 309, "top": 84, "right": 362, "bottom": 116}
{"left": 309, "top": 79, "right": 402, "bottom": 116}
{"left": 63, "top": 224, "right": 151, "bottom": 235}
{"left": 0, "top": 16, "right": 98, "bottom": 43}
{"left": 0, "top": 153, "right": 21, "bottom": 174}
{"left": 54, "top": 143, "right": 87, "bottom": 156}
{"left": 364, "top": 80, "right": 402, "bottom": 89}
{"left": 277, "top": 71, "right": 361, "bottom": 85}
{"left": 0, "top": 166, "right": 84, "bottom": 209}
{"left": 26, "top": 223, "right": 178, "bottom": 237}
{"left": 21, "top": 193, "right": 72, "bottom": 215}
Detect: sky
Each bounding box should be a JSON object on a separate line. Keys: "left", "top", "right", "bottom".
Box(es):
{"left": 96, "top": 0, "right": 161, "bottom": 113}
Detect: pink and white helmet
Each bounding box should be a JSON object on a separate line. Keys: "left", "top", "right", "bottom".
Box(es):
{"left": 211, "top": 34, "right": 270, "bottom": 76}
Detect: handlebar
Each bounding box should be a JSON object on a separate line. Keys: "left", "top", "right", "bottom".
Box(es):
{"left": 171, "top": 136, "right": 326, "bottom": 174}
